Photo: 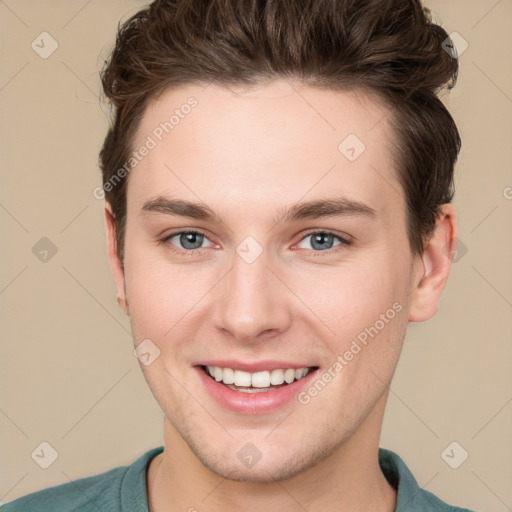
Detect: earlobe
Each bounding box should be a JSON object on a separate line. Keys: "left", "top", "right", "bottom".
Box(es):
{"left": 408, "top": 204, "right": 457, "bottom": 323}
{"left": 105, "top": 203, "right": 129, "bottom": 315}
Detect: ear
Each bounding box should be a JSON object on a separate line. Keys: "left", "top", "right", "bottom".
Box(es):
{"left": 408, "top": 204, "right": 457, "bottom": 322}
{"left": 105, "top": 203, "right": 129, "bottom": 315}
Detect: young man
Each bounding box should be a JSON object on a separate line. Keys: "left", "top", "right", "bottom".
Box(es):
{"left": 3, "top": 0, "right": 477, "bottom": 511}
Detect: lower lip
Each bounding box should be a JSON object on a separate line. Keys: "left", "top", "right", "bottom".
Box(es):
{"left": 194, "top": 366, "right": 319, "bottom": 414}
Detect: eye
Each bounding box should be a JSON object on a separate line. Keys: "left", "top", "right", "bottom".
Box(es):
{"left": 160, "top": 229, "right": 352, "bottom": 255}
{"left": 162, "top": 230, "right": 214, "bottom": 252}
{"left": 296, "top": 231, "right": 352, "bottom": 252}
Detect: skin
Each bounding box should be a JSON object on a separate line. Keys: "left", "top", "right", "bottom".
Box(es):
{"left": 105, "top": 80, "right": 457, "bottom": 512}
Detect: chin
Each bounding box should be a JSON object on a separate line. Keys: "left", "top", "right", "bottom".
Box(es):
{"left": 187, "top": 432, "right": 343, "bottom": 484}
{"left": 200, "top": 457, "right": 307, "bottom": 484}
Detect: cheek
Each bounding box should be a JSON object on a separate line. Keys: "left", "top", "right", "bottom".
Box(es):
{"left": 287, "top": 253, "right": 407, "bottom": 344}
{"left": 324, "top": 265, "right": 409, "bottom": 398}
{"left": 123, "top": 247, "right": 217, "bottom": 344}
{"left": 288, "top": 253, "right": 410, "bottom": 406}
{"left": 297, "top": 300, "right": 408, "bottom": 427}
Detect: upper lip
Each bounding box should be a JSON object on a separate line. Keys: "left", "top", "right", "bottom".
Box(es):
{"left": 196, "top": 360, "right": 317, "bottom": 373}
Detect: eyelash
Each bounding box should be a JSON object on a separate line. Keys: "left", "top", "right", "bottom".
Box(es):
{"left": 159, "top": 229, "right": 353, "bottom": 256}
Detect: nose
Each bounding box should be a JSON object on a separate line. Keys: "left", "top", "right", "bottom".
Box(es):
{"left": 212, "top": 248, "right": 293, "bottom": 343}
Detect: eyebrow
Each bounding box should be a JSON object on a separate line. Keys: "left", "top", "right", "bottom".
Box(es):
{"left": 140, "top": 196, "right": 377, "bottom": 224}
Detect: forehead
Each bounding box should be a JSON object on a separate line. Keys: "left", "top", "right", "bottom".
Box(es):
{"left": 128, "top": 80, "right": 403, "bottom": 222}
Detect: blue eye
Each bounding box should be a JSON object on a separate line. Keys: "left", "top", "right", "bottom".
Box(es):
{"left": 160, "top": 229, "right": 351, "bottom": 255}
{"left": 297, "top": 231, "right": 350, "bottom": 252}
{"left": 165, "top": 231, "right": 211, "bottom": 251}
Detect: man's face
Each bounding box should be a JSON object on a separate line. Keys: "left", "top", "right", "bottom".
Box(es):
{"left": 114, "top": 81, "right": 424, "bottom": 482}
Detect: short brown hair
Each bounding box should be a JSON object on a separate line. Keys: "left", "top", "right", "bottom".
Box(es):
{"left": 99, "top": 0, "right": 461, "bottom": 262}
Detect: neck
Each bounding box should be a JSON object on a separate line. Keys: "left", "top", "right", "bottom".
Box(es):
{"left": 147, "top": 397, "right": 396, "bottom": 512}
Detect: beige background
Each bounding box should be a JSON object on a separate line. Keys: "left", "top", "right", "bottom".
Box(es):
{"left": 1, "top": 0, "right": 511, "bottom": 510}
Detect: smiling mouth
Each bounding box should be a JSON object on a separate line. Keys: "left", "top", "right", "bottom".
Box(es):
{"left": 201, "top": 365, "right": 317, "bottom": 393}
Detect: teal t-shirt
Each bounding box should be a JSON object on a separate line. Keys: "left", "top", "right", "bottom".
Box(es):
{"left": 1, "top": 447, "right": 477, "bottom": 511}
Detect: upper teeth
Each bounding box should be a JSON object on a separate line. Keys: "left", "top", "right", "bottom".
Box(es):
{"left": 206, "top": 366, "right": 311, "bottom": 387}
